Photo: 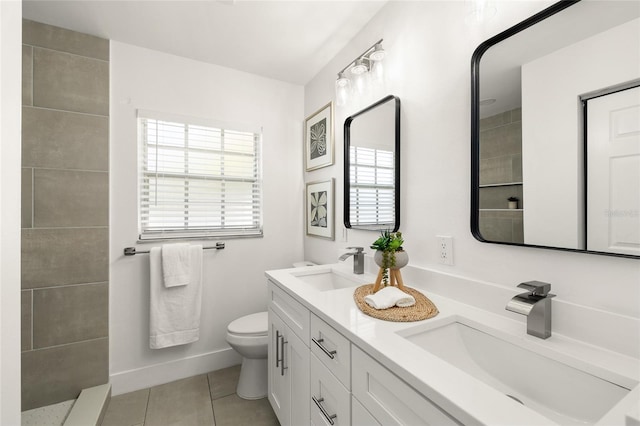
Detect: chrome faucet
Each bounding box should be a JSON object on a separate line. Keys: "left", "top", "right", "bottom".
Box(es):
{"left": 505, "top": 281, "right": 555, "bottom": 339}
{"left": 339, "top": 247, "right": 365, "bottom": 274}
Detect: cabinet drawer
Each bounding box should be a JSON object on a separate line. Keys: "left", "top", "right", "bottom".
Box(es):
{"left": 352, "top": 396, "right": 380, "bottom": 426}
{"left": 352, "top": 346, "right": 460, "bottom": 426}
{"left": 269, "top": 280, "right": 309, "bottom": 345}
{"left": 310, "top": 314, "right": 351, "bottom": 389}
{"left": 310, "top": 354, "right": 350, "bottom": 426}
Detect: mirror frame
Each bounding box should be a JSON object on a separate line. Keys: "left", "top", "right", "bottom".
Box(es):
{"left": 344, "top": 95, "right": 401, "bottom": 232}
{"left": 471, "top": 0, "right": 637, "bottom": 259}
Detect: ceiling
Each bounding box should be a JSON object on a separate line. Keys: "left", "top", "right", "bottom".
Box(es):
{"left": 22, "top": 0, "right": 388, "bottom": 85}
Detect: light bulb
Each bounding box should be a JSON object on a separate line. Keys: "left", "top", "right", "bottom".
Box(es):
{"left": 369, "top": 43, "right": 386, "bottom": 61}
{"left": 335, "top": 73, "right": 352, "bottom": 107}
{"left": 350, "top": 58, "right": 368, "bottom": 75}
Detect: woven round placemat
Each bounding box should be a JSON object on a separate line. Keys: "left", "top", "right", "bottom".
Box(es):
{"left": 353, "top": 284, "right": 439, "bottom": 322}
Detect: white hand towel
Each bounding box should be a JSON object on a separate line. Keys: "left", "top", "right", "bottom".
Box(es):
{"left": 162, "top": 243, "right": 191, "bottom": 288}
{"left": 150, "top": 245, "right": 203, "bottom": 349}
{"left": 364, "top": 286, "right": 416, "bottom": 310}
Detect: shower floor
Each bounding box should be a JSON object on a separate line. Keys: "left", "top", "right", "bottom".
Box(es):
{"left": 22, "top": 399, "right": 75, "bottom": 426}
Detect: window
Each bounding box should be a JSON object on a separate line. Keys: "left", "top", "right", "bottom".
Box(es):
{"left": 349, "top": 146, "right": 395, "bottom": 227}
{"left": 138, "top": 112, "right": 262, "bottom": 240}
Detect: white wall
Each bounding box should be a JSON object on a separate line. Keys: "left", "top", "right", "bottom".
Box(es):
{"left": 522, "top": 18, "right": 640, "bottom": 248}
{"left": 0, "top": 0, "right": 22, "bottom": 422}
{"left": 110, "top": 42, "right": 304, "bottom": 394}
{"left": 304, "top": 1, "right": 640, "bottom": 324}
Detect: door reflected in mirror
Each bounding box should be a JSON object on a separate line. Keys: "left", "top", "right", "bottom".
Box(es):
{"left": 344, "top": 95, "right": 400, "bottom": 231}
{"left": 472, "top": 0, "right": 640, "bottom": 257}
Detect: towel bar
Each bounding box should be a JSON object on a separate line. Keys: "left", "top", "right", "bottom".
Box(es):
{"left": 124, "top": 242, "right": 225, "bottom": 256}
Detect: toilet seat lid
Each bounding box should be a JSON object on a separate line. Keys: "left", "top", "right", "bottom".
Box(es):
{"left": 228, "top": 311, "right": 268, "bottom": 336}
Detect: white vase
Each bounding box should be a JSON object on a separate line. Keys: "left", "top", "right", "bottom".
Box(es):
{"left": 374, "top": 250, "right": 408, "bottom": 269}
{"left": 508, "top": 201, "right": 518, "bottom": 209}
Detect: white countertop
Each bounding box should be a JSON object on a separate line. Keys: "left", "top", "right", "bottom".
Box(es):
{"left": 266, "top": 263, "right": 640, "bottom": 426}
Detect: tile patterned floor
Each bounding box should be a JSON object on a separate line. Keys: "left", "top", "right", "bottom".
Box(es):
{"left": 101, "top": 365, "right": 279, "bottom": 426}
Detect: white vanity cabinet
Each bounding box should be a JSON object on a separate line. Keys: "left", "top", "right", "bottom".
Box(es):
{"left": 267, "top": 278, "right": 460, "bottom": 426}
{"left": 351, "top": 346, "right": 460, "bottom": 425}
{"left": 268, "top": 282, "right": 310, "bottom": 426}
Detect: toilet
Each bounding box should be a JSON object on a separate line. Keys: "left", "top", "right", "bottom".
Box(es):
{"left": 226, "top": 262, "right": 315, "bottom": 400}
{"left": 226, "top": 311, "right": 269, "bottom": 400}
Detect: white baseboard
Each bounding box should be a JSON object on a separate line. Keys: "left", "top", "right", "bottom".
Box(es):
{"left": 109, "top": 348, "right": 242, "bottom": 396}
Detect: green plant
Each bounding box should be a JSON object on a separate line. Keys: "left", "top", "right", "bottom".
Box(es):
{"left": 508, "top": 196, "right": 519, "bottom": 202}
{"left": 370, "top": 230, "right": 404, "bottom": 285}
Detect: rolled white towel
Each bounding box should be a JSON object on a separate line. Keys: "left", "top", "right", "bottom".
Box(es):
{"left": 364, "top": 286, "right": 416, "bottom": 310}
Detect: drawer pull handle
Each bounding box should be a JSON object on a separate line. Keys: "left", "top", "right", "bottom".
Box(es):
{"left": 275, "top": 330, "right": 282, "bottom": 368}
{"left": 312, "top": 396, "right": 337, "bottom": 425}
{"left": 280, "top": 335, "right": 288, "bottom": 376}
{"left": 312, "top": 337, "right": 337, "bottom": 360}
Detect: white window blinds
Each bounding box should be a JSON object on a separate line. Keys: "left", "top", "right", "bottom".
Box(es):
{"left": 349, "top": 146, "right": 395, "bottom": 227}
{"left": 138, "top": 114, "right": 262, "bottom": 240}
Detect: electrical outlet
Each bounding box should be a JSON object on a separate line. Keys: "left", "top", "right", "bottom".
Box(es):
{"left": 437, "top": 236, "right": 454, "bottom": 265}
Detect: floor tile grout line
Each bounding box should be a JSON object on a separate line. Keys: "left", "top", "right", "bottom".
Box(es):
{"left": 207, "top": 373, "right": 217, "bottom": 425}
{"left": 142, "top": 387, "right": 151, "bottom": 426}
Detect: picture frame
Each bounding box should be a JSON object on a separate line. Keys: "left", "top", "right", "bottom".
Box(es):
{"left": 305, "top": 101, "right": 334, "bottom": 171}
{"left": 306, "top": 179, "right": 335, "bottom": 240}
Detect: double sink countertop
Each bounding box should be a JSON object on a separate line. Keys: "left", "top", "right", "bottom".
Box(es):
{"left": 266, "top": 262, "right": 640, "bottom": 426}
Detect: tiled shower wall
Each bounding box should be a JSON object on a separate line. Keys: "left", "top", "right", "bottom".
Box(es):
{"left": 478, "top": 108, "right": 524, "bottom": 244}
{"left": 21, "top": 20, "right": 109, "bottom": 411}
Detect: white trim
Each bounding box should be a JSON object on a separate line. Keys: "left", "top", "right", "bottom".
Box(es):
{"left": 136, "top": 109, "right": 261, "bottom": 135}
{"left": 109, "top": 347, "right": 241, "bottom": 396}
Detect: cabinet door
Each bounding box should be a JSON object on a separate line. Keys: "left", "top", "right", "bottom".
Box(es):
{"left": 288, "top": 325, "right": 310, "bottom": 426}
{"left": 269, "top": 308, "right": 310, "bottom": 426}
{"left": 352, "top": 396, "right": 381, "bottom": 426}
{"left": 268, "top": 309, "right": 290, "bottom": 426}
{"left": 310, "top": 354, "right": 350, "bottom": 426}
{"left": 352, "top": 346, "right": 461, "bottom": 425}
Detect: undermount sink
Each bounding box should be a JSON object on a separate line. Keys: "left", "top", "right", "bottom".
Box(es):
{"left": 398, "top": 318, "right": 634, "bottom": 425}
{"left": 291, "top": 266, "right": 368, "bottom": 292}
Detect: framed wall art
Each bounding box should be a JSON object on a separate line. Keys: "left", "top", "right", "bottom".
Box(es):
{"left": 304, "top": 101, "right": 334, "bottom": 171}
{"left": 306, "top": 179, "right": 334, "bottom": 240}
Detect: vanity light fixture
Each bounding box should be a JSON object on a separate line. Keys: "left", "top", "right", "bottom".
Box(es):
{"left": 466, "top": 0, "right": 497, "bottom": 24}
{"left": 335, "top": 39, "right": 386, "bottom": 106}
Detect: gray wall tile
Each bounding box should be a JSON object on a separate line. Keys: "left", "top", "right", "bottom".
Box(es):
{"left": 145, "top": 375, "right": 215, "bottom": 426}
{"left": 23, "top": 45, "right": 33, "bottom": 106}
{"left": 21, "top": 338, "right": 108, "bottom": 411}
{"left": 513, "top": 217, "right": 525, "bottom": 243}
{"left": 32, "top": 48, "right": 108, "bottom": 116}
{"left": 511, "top": 107, "right": 522, "bottom": 122}
{"left": 23, "top": 19, "right": 109, "bottom": 61}
{"left": 22, "top": 168, "right": 33, "bottom": 228}
{"left": 479, "top": 185, "right": 523, "bottom": 210}
{"left": 480, "top": 122, "right": 522, "bottom": 160}
{"left": 33, "top": 169, "right": 108, "bottom": 227}
{"left": 479, "top": 211, "right": 524, "bottom": 244}
{"left": 33, "top": 282, "right": 108, "bottom": 348}
{"left": 22, "top": 228, "right": 108, "bottom": 289}
{"left": 479, "top": 110, "right": 511, "bottom": 131}
{"left": 22, "top": 107, "right": 109, "bottom": 171}
{"left": 479, "top": 156, "right": 516, "bottom": 186}
{"left": 21, "top": 19, "right": 110, "bottom": 411}
{"left": 22, "top": 290, "right": 32, "bottom": 352}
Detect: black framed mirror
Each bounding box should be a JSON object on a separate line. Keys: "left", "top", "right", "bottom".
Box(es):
{"left": 471, "top": 0, "right": 640, "bottom": 258}
{"left": 344, "top": 95, "right": 401, "bottom": 231}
